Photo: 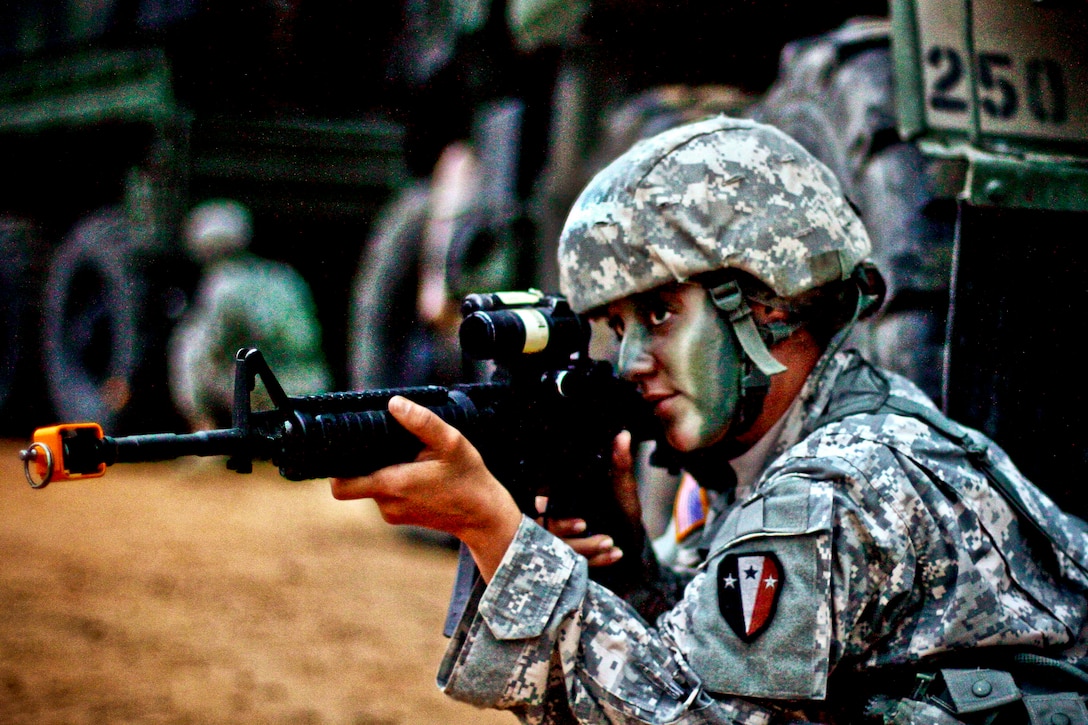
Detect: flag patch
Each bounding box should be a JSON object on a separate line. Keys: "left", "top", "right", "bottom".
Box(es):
{"left": 673, "top": 473, "right": 709, "bottom": 542}
{"left": 717, "top": 552, "right": 783, "bottom": 642}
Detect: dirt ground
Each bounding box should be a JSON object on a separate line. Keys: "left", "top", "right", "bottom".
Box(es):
{"left": 0, "top": 438, "right": 518, "bottom": 725}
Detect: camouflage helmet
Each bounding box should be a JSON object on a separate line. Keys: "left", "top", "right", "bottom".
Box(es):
{"left": 557, "top": 116, "right": 871, "bottom": 314}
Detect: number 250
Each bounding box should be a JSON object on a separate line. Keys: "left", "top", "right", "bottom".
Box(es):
{"left": 926, "top": 45, "right": 1067, "bottom": 124}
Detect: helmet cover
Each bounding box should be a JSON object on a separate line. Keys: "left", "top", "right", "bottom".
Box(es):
{"left": 558, "top": 116, "right": 871, "bottom": 313}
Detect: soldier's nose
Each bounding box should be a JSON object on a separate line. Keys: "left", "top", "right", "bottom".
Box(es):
{"left": 617, "top": 332, "right": 654, "bottom": 381}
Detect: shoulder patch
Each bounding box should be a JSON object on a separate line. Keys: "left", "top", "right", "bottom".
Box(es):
{"left": 674, "top": 473, "right": 709, "bottom": 542}
{"left": 717, "top": 551, "right": 783, "bottom": 642}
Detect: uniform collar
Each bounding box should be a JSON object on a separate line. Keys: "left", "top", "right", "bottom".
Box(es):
{"left": 730, "top": 409, "right": 790, "bottom": 501}
{"left": 766, "top": 347, "right": 857, "bottom": 463}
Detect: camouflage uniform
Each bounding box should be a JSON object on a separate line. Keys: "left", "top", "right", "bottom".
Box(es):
{"left": 439, "top": 348, "right": 1088, "bottom": 723}
{"left": 436, "top": 118, "right": 1088, "bottom": 723}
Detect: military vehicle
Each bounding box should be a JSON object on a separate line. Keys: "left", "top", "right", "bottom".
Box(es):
{"left": 0, "top": 6, "right": 409, "bottom": 435}
{"left": 754, "top": 0, "right": 1088, "bottom": 514}
{"left": 901, "top": 0, "right": 1087, "bottom": 515}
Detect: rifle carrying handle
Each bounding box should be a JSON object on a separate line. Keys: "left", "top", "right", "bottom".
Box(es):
{"left": 20, "top": 423, "right": 107, "bottom": 488}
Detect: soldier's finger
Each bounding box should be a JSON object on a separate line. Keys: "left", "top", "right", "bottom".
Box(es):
{"left": 545, "top": 517, "right": 587, "bottom": 537}
{"left": 330, "top": 460, "right": 420, "bottom": 499}
{"left": 611, "top": 430, "right": 642, "bottom": 522}
{"left": 562, "top": 533, "right": 613, "bottom": 561}
{"left": 572, "top": 534, "right": 623, "bottom": 567}
{"left": 387, "top": 395, "right": 461, "bottom": 453}
{"left": 612, "top": 430, "right": 634, "bottom": 475}
{"left": 585, "top": 547, "right": 624, "bottom": 568}
{"left": 330, "top": 475, "right": 379, "bottom": 500}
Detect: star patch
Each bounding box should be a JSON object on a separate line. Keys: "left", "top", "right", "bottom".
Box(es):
{"left": 717, "top": 552, "right": 783, "bottom": 642}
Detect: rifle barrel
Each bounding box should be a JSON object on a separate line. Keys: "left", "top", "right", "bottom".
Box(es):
{"left": 106, "top": 429, "right": 248, "bottom": 464}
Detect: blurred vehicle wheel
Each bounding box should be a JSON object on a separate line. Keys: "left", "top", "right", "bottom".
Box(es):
{"left": 348, "top": 184, "right": 465, "bottom": 391}
{"left": 43, "top": 208, "right": 145, "bottom": 430}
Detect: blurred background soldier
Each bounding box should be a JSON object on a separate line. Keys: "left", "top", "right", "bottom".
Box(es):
{"left": 167, "top": 199, "right": 331, "bottom": 431}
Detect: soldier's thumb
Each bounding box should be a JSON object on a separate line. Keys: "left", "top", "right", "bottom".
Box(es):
{"left": 388, "top": 395, "right": 460, "bottom": 453}
{"left": 612, "top": 431, "right": 642, "bottom": 524}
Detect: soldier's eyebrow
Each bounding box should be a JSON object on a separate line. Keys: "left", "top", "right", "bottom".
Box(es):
{"left": 585, "top": 304, "right": 611, "bottom": 322}
{"left": 631, "top": 283, "right": 683, "bottom": 307}
{"left": 586, "top": 283, "right": 682, "bottom": 322}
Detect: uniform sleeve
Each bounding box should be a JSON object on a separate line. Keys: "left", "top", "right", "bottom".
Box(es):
{"left": 438, "top": 449, "right": 918, "bottom": 722}
{"left": 673, "top": 454, "right": 917, "bottom": 700}
{"left": 669, "top": 473, "right": 838, "bottom": 700}
{"left": 438, "top": 516, "right": 788, "bottom": 724}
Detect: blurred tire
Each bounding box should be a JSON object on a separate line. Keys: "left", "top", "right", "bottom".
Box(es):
{"left": 348, "top": 184, "right": 464, "bottom": 391}
{"left": 43, "top": 208, "right": 145, "bottom": 430}
{"left": 752, "top": 18, "right": 955, "bottom": 401}
{"left": 347, "top": 185, "right": 470, "bottom": 550}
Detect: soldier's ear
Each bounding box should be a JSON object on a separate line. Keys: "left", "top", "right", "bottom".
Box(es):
{"left": 750, "top": 303, "right": 791, "bottom": 325}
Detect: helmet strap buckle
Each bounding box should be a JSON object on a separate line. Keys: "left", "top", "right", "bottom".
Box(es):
{"left": 705, "top": 277, "right": 788, "bottom": 377}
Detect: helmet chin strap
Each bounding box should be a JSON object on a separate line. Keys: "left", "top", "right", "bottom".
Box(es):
{"left": 704, "top": 276, "right": 790, "bottom": 441}
{"left": 704, "top": 278, "right": 788, "bottom": 377}
{"left": 650, "top": 276, "right": 780, "bottom": 482}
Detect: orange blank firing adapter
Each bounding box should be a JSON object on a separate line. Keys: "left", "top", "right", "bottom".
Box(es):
{"left": 20, "top": 423, "right": 107, "bottom": 488}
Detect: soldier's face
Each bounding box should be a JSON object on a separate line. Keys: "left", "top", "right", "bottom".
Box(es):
{"left": 602, "top": 283, "right": 742, "bottom": 452}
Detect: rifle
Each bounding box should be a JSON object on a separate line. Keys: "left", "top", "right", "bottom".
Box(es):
{"left": 19, "top": 290, "right": 662, "bottom": 595}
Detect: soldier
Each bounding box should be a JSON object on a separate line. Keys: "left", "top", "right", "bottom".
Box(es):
{"left": 330, "top": 117, "right": 1088, "bottom": 723}
{"left": 168, "top": 199, "right": 331, "bottom": 431}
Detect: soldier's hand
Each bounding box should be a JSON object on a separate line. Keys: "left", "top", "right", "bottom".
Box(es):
{"left": 330, "top": 395, "right": 521, "bottom": 581}
{"left": 537, "top": 430, "right": 642, "bottom": 568}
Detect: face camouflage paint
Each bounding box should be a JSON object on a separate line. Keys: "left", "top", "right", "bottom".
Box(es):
{"left": 607, "top": 283, "right": 743, "bottom": 452}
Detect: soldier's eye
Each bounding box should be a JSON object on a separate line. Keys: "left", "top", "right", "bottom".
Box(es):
{"left": 608, "top": 316, "right": 625, "bottom": 340}
{"left": 647, "top": 305, "right": 672, "bottom": 327}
